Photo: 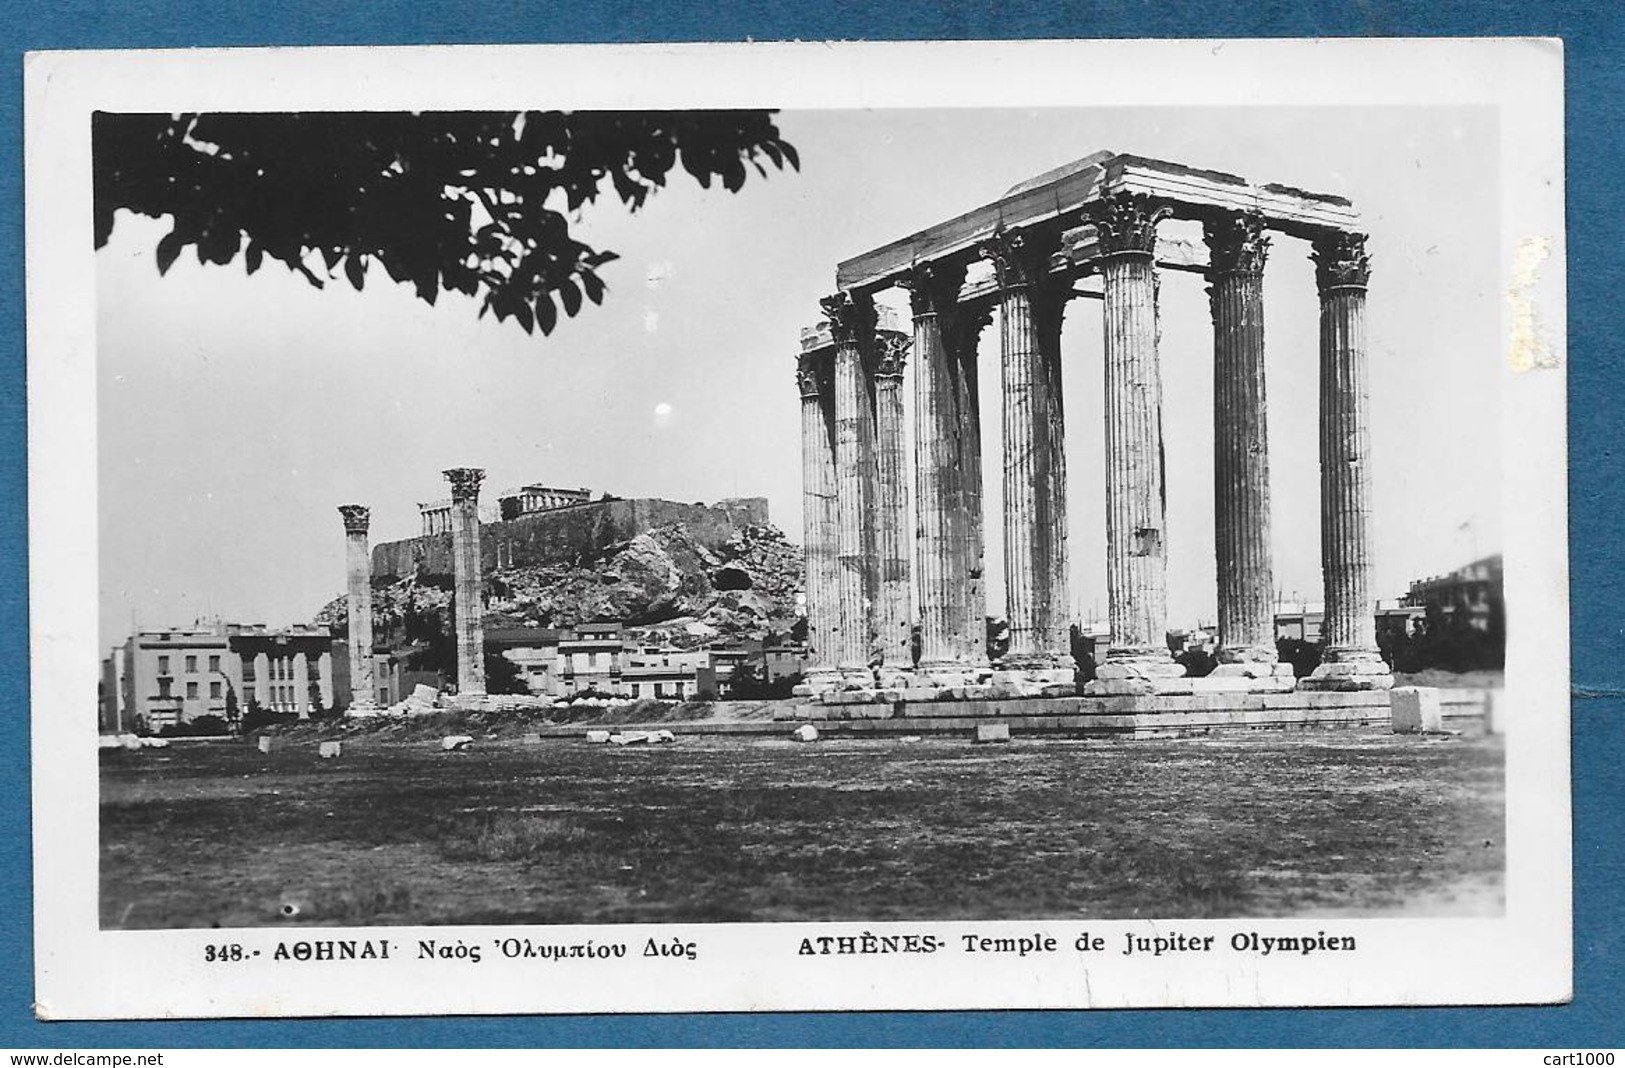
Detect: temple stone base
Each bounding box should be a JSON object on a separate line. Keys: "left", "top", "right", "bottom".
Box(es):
{"left": 347, "top": 701, "right": 382, "bottom": 719}
{"left": 1084, "top": 653, "right": 1188, "bottom": 696}
{"left": 915, "top": 662, "right": 994, "bottom": 689}
{"left": 1210, "top": 661, "right": 1295, "bottom": 679}
{"left": 1300, "top": 652, "right": 1394, "bottom": 692}
{"left": 792, "top": 670, "right": 846, "bottom": 698}
{"left": 989, "top": 661, "right": 1078, "bottom": 699}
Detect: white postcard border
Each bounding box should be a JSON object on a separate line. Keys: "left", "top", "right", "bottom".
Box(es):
{"left": 26, "top": 38, "right": 1570, "bottom": 1018}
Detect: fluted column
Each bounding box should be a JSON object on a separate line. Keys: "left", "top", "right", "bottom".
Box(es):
{"left": 796, "top": 349, "right": 843, "bottom": 692}
{"left": 904, "top": 263, "right": 980, "bottom": 682}
{"left": 821, "top": 292, "right": 879, "bottom": 678}
{"left": 1303, "top": 232, "right": 1393, "bottom": 691}
{"left": 1090, "top": 192, "right": 1183, "bottom": 684}
{"left": 338, "top": 504, "right": 379, "bottom": 714}
{"left": 872, "top": 330, "right": 914, "bottom": 680}
{"left": 444, "top": 467, "right": 487, "bottom": 697}
{"left": 981, "top": 228, "right": 1073, "bottom": 682}
{"left": 950, "top": 305, "right": 993, "bottom": 670}
{"left": 1205, "top": 213, "right": 1281, "bottom": 670}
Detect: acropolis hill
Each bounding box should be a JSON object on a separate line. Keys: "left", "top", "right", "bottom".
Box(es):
{"left": 371, "top": 495, "right": 770, "bottom": 581}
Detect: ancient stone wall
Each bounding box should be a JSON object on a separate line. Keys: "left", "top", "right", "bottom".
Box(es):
{"left": 371, "top": 497, "right": 770, "bottom": 580}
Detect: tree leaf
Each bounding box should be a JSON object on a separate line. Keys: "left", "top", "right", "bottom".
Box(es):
{"left": 557, "top": 277, "right": 582, "bottom": 317}
{"left": 534, "top": 292, "right": 557, "bottom": 335}
{"left": 155, "top": 229, "right": 184, "bottom": 275}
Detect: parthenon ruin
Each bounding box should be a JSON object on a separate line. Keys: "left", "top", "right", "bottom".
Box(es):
{"left": 796, "top": 151, "right": 1394, "bottom": 699}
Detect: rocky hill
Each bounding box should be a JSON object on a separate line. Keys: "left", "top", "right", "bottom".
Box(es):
{"left": 316, "top": 522, "right": 804, "bottom": 649}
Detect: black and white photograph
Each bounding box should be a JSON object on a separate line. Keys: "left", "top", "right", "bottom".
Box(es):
{"left": 27, "top": 39, "right": 1569, "bottom": 1017}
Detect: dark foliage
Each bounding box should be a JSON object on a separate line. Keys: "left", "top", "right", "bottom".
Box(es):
{"left": 1175, "top": 646, "right": 1218, "bottom": 679}
{"left": 1382, "top": 603, "right": 1505, "bottom": 674}
{"left": 93, "top": 110, "right": 798, "bottom": 335}
{"left": 159, "top": 714, "right": 230, "bottom": 738}
{"left": 1276, "top": 638, "right": 1323, "bottom": 678}
{"left": 484, "top": 651, "right": 528, "bottom": 695}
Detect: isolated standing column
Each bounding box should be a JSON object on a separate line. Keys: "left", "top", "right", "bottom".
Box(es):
{"left": 337, "top": 504, "right": 378, "bottom": 714}
{"left": 1205, "top": 213, "right": 1280, "bottom": 668}
{"left": 821, "top": 292, "right": 878, "bottom": 678}
{"left": 796, "top": 349, "right": 843, "bottom": 691}
{"left": 1303, "top": 232, "right": 1393, "bottom": 691}
{"left": 444, "top": 467, "right": 487, "bottom": 697}
{"left": 1092, "top": 192, "right": 1182, "bottom": 678}
{"left": 871, "top": 330, "right": 914, "bottom": 681}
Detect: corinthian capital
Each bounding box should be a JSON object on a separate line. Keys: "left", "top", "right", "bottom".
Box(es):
{"left": 898, "top": 261, "right": 966, "bottom": 318}
{"left": 1088, "top": 192, "right": 1172, "bottom": 257}
{"left": 1205, "top": 212, "right": 1272, "bottom": 275}
{"left": 795, "top": 353, "right": 823, "bottom": 399}
{"left": 337, "top": 504, "right": 371, "bottom": 535}
{"left": 1311, "top": 231, "right": 1372, "bottom": 290}
{"left": 871, "top": 333, "right": 911, "bottom": 380}
{"left": 978, "top": 226, "right": 1057, "bottom": 289}
{"left": 443, "top": 467, "right": 486, "bottom": 503}
{"left": 819, "top": 290, "right": 876, "bottom": 346}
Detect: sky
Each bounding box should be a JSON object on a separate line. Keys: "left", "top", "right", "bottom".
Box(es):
{"left": 96, "top": 105, "right": 1502, "bottom": 652}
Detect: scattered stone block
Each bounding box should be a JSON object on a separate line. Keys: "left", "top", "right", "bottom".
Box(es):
{"left": 651, "top": 729, "right": 677, "bottom": 744}
{"left": 973, "top": 723, "right": 1011, "bottom": 744}
{"left": 609, "top": 731, "right": 651, "bottom": 746}
{"left": 318, "top": 741, "right": 342, "bottom": 759}
{"left": 97, "top": 735, "right": 122, "bottom": 751}
{"left": 899, "top": 735, "right": 923, "bottom": 744}
{"left": 141, "top": 736, "right": 170, "bottom": 749}
{"left": 793, "top": 724, "right": 819, "bottom": 742}
{"left": 584, "top": 730, "right": 612, "bottom": 744}
{"left": 258, "top": 736, "right": 275, "bottom": 754}
{"left": 1391, "top": 687, "right": 1443, "bottom": 733}
{"left": 520, "top": 733, "right": 543, "bottom": 745}
{"left": 441, "top": 734, "right": 475, "bottom": 751}
{"left": 120, "top": 734, "right": 143, "bottom": 751}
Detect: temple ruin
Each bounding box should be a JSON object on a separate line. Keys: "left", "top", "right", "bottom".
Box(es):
{"left": 796, "top": 151, "right": 1394, "bottom": 699}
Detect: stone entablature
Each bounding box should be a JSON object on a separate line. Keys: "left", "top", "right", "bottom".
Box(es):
{"left": 798, "top": 150, "right": 1390, "bottom": 698}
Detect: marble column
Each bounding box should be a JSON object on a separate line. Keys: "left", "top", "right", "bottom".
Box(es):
{"left": 1090, "top": 192, "right": 1184, "bottom": 686}
{"left": 904, "top": 262, "right": 978, "bottom": 683}
{"left": 981, "top": 228, "right": 1073, "bottom": 683}
{"left": 1205, "top": 213, "right": 1283, "bottom": 674}
{"left": 337, "top": 504, "right": 379, "bottom": 714}
{"left": 950, "top": 304, "right": 993, "bottom": 670}
{"left": 1303, "top": 232, "right": 1393, "bottom": 691}
{"left": 796, "top": 349, "right": 843, "bottom": 692}
{"left": 293, "top": 651, "right": 310, "bottom": 718}
{"left": 444, "top": 467, "right": 488, "bottom": 697}
{"left": 871, "top": 329, "right": 914, "bottom": 683}
{"left": 820, "top": 292, "right": 879, "bottom": 679}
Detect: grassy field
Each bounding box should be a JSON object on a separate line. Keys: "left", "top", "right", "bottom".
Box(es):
{"left": 100, "top": 728, "right": 1504, "bottom": 928}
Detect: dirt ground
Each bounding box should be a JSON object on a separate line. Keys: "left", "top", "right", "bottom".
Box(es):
{"left": 100, "top": 728, "right": 1505, "bottom": 929}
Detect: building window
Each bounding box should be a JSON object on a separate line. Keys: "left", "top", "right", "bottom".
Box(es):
{"left": 588, "top": 651, "right": 599, "bottom": 669}
{"left": 209, "top": 681, "right": 222, "bottom": 699}
{"left": 157, "top": 655, "right": 170, "bottom": 675}
{"left": 185, "top": 655, "right": 198, "bottom": 673}
{"left": 208, "top": 655, "right": 221, "bottom": 672}
{"left": 157, "top": 678, "right": 171, "bottom": 698}
{"left": 185, "top": 681, "right": 198, "bottom": 699}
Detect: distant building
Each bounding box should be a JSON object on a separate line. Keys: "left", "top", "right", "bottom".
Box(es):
{"left": 1404, "top": 554, "right": 1504, "bottom": 633}
{"left": 497, "top": 484, "right": 592, "bottom": 521}
{"left": 487, "top": 626, "right": 564, "bottom": 696}
{"left": 418, "top": 499, "right": 452, "bottom": 536}
{"left": 763, "top": 644, "right": 808, "bottom": 684}
{"left": 558, "top": 623, "right": 627, "bottom": 695}
{"left": 103, "top": 623, "right": 337, "bottom": 733}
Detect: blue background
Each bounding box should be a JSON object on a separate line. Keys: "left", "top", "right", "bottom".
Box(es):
{"left": 2, "top": 1, "right": 1620, "bottom": 1049}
